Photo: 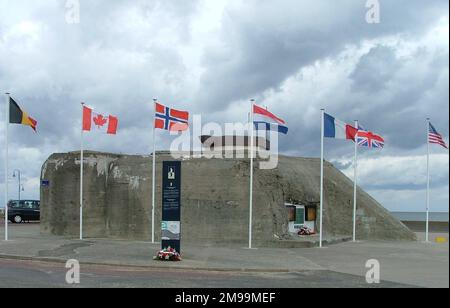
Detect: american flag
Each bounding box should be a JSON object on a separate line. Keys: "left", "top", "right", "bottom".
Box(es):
{"left": 429, "top": 123, "right": 448, "bottom": 149}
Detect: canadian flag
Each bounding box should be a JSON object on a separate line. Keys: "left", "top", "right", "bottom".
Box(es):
{"left": 82, "top": 105, "right": 118, "bottom": 135}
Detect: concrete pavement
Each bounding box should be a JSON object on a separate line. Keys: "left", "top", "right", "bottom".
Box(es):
{"left": 298, "top": 240, "right": 448, "bottom": 288}
{"left": 0, "top": 223, "right": 448, "bottom": 288}
{"left": 0, "top": 223, "right": 322, "bottom": 272}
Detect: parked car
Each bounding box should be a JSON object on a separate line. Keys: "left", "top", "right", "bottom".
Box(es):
{"left": 7, "top": 200, "right": 40, "bottom": 223}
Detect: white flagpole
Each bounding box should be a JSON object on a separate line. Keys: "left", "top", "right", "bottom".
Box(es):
{"left": 249, "top": 99, "right": 255, "bottom": 249}
{"left": 353, "top": 120, "right": 359, "bottom": 242}
{"left": 4, "top": 93, "right": 10, "bottom": 241}
{"left": 80, "top": 103, "right": 84, "bottom": 240}
{"left": 152, "top": 99, "right": 157, "bottom": 244}
{"left": 426, "top": 118, "right": 430, "bottom": 243}
{"left": 319, "top": 109, "right": 325, "bottom": 248}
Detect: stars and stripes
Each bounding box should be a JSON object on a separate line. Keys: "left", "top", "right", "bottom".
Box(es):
{"left": 429, "top": 123, "right": 448, "bottom": 149}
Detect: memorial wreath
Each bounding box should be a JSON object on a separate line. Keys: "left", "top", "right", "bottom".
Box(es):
{"left": 154, "top": 247, "right": 182, "bottom": 262}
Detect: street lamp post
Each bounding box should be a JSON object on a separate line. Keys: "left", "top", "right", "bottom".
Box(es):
{"left": 12, "top": 170, "right": 23, "bottom": 203}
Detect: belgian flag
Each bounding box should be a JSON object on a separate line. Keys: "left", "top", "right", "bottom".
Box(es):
{"left": 9, "top": 97, "right": 37, "bottom": 132}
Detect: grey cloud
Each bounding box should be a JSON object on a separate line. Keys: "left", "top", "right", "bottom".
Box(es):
{"left": 1, "top": 0, "right": 201, "bottom": 154}
{"left": 195, "top": 0, "right": 449, "bottom": 112}
{"left": 350, "top": 45, "right": 401, "bottom": 92}
{"left": 277, "top": 38, "right": 448, "bottom": 157}
{"left": 352, "top": 48, "right": 448, "bottom": 150}
{"left": 0, "top": 0, "right": 448, "bottom": 212}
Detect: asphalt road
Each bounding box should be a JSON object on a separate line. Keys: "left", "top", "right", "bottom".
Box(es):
{"left": 0, "top": 258, "right": 414, "bottom": 288}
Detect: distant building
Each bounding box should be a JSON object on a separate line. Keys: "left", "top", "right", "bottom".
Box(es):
{"left": 391, "top": 212, "right": 449, "bottom": 223}
{"left": 391, "top": 212, "right": 449, "bottom": 233}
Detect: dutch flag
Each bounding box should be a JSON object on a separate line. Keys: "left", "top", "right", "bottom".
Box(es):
{"left": 253, "top": 104, "right": 288, "bottom": 135}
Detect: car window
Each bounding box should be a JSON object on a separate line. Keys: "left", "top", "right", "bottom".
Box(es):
{"left": 9, "top": 201, "right": 39, "bottom": 209}
{"left": 19, "top": 201, "right": 32, "bottom": 209}
{"left": 9, "top": 201, "right": 19, "bottom": 208}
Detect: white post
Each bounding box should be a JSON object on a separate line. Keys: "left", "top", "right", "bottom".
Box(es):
{"left": 353, "top": 120, "right": 359, "bottom": 242}
{"left": 80, "top": 103, "right": 84, "bottom": 240}
{"left": 4, "top": 93, "right": 10, "bottom": 241}
{"left": 249, "top": 99, "right": 255, "bottom": 249}
{"left": 319, "top": 109, "right": 325, "bottom": 248}
{"left": 152, "top": 99, "right": 157, "bottom": 244}
{"left": 426, "top": 118, "right": 430, "bottom": 243}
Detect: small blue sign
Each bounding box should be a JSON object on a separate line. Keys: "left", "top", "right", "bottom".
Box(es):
{"left": 41, "top": 180, "right": 50, "bottom": 187}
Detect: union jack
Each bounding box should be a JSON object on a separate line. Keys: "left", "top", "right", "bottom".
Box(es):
{"left": 154, "top": 102, "right": 189, "bottom": 132}
{"left": 356, "top": 130, "right": 385, "bottom": 149}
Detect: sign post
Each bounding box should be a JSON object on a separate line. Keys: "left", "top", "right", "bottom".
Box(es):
{"left": 161, "top": 161, "right": 182, "bottom": 254}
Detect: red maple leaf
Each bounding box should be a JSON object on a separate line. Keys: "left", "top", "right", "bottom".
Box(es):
{"left": 93, "top": 114, "right": 108, "bottom": 128}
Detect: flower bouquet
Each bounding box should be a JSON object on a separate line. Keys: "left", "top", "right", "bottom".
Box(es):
{"left": 298, "top": 226, "right": 315, "bottom": 236}
{"left": 153, "top": 246, "right": 182, "bottom": 262}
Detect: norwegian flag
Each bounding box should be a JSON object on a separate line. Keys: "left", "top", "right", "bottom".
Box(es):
{"left": 155, "top": 102, "right": 189, "bottom": 132}
{"left": 356, "top": 130, "right": 385, "bottom": 149}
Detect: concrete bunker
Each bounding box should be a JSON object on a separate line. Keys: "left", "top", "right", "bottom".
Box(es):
{"left": 40, "top": 151, "right": 416, "bottom": 246}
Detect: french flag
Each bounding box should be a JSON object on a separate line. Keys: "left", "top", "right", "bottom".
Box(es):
{"left": 324, "top": 113, "right": 357, "bottom": 140}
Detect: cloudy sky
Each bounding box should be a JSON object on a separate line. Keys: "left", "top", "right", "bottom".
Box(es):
{"left": 0, "top": 0, "right": 448, "bottom": 212}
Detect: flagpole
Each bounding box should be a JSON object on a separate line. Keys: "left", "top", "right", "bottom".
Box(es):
{"left": 80, "top": 103, "right": 84, "bottom": 240}
{"left": 249, "top": 99, "right": 255, "bottom": 249}
{"left": 426, "top": 118, "right": 430, "bottom": 243}
{"left": 4, "top": 93, "right": 10, "bottom": 241}
{"left": 152, "top": 99, "right": 157, "bottom": 244}
{"left": 353, "top": 120, "right": 359, "bottom": 242}
{"left": 319, "top": 109, "right": 325, "bottom": 248}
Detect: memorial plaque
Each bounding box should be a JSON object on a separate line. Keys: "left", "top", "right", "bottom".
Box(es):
{"left": 161, "top": 161, "right": 181, "bottom": 253}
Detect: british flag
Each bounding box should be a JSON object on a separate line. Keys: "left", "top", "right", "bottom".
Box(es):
{"left": 154, "top": 102, "right": 189, "bottom": 132}
{"left": 356, "top": 130, "right": 385, "bottom": 149}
